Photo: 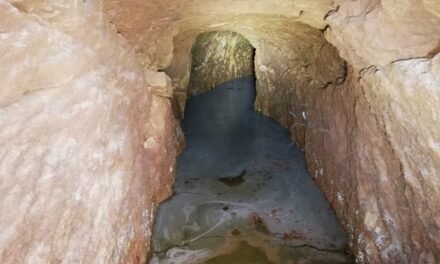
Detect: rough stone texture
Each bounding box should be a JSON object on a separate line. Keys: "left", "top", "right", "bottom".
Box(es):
{"left": 325, "top": 0, "right": 440, "bottom": 68}
{"left": 303, "top": 56, "right": 440, "bottom": 263}
{"left": 104, "top": 0, "right": 337, "bottom": 69}
{"left": 0, "top": 1, "right": 177, "bottom": 263}
{"left": 104, "top": 0, "right": 347, "bottom": 116}
{"left": 0, "top": 0, "right": 439, "bottom": 263}
{"left": 188, "top": 31, "right": 254, "bottom": 95}
{"left": 146, "top": 71, "right": 173, "bottom": 98}
{"left": 165, "top": 20, "right": 345, "bottom": 122}
{"left": 357, "top": 57, "right": 440, "bottom": 262}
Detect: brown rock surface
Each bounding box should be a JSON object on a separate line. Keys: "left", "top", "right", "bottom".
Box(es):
{"left": 188, "top": 31, "right": 255, "bottom": 95}
{"left": 146, "top": 71, "right": 173, "bottom": 98}
{"left": 325, "top": 0, "right": 440, "bottom": 68}
{"left": 300, "top": 43, "right": 438, "bottom": 264}
{"left": 0, "top": 0, "right": 439, "bottom": 263}
{"left": 0, "top": 1, "right": 177, "bottom": 263}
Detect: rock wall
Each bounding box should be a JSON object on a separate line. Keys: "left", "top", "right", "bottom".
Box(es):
{"left": 299, "top": 55, "right": 440, "bottom": 263}
{"left": 0, "top": 1, "right": 177, "bottom": 263}
{"left": 0, "top": 0, "right": 438, "bottom": 263}
{"left": 188, "top": 31, "right": 255, "bottom": 95}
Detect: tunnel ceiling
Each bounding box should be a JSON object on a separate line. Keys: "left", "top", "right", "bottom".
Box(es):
{"left": 104, "top": 0, "right": 438, "bottom": 126}
{"left": 165, "top": 19, "right": 347, "bottom": 126}
{"left": 104, "top": 0, "right": 439, "bottom": 69}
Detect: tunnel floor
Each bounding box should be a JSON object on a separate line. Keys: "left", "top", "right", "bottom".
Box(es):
{"left": 150, "top": 77, "right": 353, "bottom": 264}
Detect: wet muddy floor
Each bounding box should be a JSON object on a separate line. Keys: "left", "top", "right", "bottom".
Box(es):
{"left": 150, "top": 77, "right": 354, "bottom": 264}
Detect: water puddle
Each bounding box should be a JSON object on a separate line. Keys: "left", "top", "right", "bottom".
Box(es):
{"left": 149, "top": 77, "right": 353, "bottom": 264}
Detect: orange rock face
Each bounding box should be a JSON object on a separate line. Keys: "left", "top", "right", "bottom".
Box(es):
{"left": 0, "top": 1, "right": 177, "bottom": 263}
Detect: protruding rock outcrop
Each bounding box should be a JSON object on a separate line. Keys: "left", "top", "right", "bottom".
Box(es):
{"left": 0, "top": 1, "right": 177, "bottom": 263}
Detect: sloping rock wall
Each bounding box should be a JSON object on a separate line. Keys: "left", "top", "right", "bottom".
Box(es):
{"left": 0, "top": 1, "right": 177, "bottom": 263}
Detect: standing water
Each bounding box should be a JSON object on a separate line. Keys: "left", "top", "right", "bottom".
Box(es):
{"left": 150, "top": 77, "right": 353, "bottom": 264}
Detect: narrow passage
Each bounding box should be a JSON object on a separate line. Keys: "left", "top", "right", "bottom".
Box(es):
{"left": 150, "top": 77, "right": 353, "bottom": 264}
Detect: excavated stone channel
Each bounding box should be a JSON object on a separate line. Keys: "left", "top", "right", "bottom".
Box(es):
{"left": 150, "top": 77, "right": 354, "bottom": 264}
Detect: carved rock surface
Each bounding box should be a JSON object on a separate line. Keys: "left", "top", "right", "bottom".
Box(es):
{"left": 303, "top": 58, "right": 440, "bottom": 263}
{"left": 0, "top": 0, "right": 439, "bottom": 263}
{"left": 188, "top": 31, "right": 255, "bottom": 95}
{"left": 0, "top": 1, "right": 177, "bottom": 263}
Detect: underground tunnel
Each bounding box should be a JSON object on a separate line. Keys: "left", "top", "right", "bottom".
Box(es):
{"left": 150, "top": 31, "right": 352, "bottom": 263}
{"left": 0, "top": 1, "right": 439, "bottom": 264}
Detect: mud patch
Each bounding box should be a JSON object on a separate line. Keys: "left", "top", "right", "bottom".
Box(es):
{"left": 150, "top": 77, "right": 352, "bottom": 264}
{"left": 218, "top": 170, "right": 246, "bottom": 186}
{"left": 206, "top": 241, "right": 273, "bottom": 264}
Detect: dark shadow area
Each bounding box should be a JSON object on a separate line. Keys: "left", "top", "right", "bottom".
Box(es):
{"left": 150, "top": 77, "right": 353, "bottom": 264}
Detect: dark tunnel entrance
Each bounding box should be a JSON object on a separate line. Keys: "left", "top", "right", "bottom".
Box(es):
{"left": 150, "top": 32, "right": 353, "bottom": 264}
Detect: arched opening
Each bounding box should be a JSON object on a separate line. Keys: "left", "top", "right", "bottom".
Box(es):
{"left": 150, "top": 31, "right": 353, "bottom": 263}
{"left": 188, "top": 31, "right": 256, "bottom": 96}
